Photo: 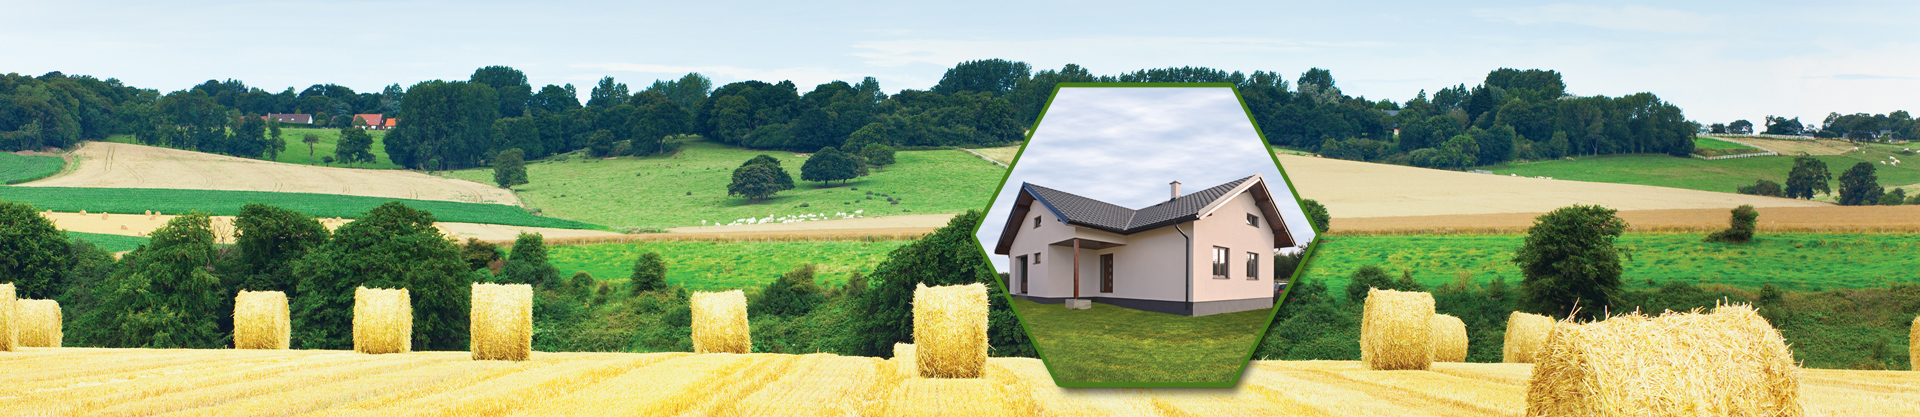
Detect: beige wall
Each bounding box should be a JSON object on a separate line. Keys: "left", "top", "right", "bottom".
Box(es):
{"left": 1006, "top": 209, "right": 1129, "bottom": 299}
{"left": 1074, "top": 224, "right": 1190, "bottom": 302}
{"left": 1189, "top": 189, "right": 1277, "bottom": 303}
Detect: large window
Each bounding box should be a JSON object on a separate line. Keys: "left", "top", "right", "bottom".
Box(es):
{"left": 1246, "top": 252, "right": 1259, "bottom": 280}
{"left": 1212, "top": 246, "right": 1229, "bottom": 279}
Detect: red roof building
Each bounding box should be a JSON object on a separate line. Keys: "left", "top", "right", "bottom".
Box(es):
{"left": 354, "top": 114, "right": 385, "bottom": 130}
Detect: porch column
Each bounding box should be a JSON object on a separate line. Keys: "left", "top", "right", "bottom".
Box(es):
{"left": 1072, "top": 238, "right": 1081, "bottom": 299}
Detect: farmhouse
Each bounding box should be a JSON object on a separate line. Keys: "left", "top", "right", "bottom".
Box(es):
{"left": 263, "top": 113, "right": 312, "bottom": 124}
{"left": 354, "top": 114, "right": 389, "bottom": 130}
{"left": 993, "top": 174, "right": 1297, "bottom": 316}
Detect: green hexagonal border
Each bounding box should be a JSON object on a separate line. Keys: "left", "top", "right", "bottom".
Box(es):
{"left": 964, "top": 82, "right": 1327, "bottom": 387}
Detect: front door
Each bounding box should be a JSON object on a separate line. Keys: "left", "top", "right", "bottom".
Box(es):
{"left": 1099, "top": 254, "right": 1114, "bottom": 293}
{"left": 1015, "top": 255, "right": 1028, "bottom": 293}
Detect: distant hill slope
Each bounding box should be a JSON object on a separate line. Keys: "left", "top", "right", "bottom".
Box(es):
{"left": 22, "top": 142, "right": 517, "bottom": 205}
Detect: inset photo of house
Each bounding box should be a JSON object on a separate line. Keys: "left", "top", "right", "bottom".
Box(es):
{"left": 972, "top": 84, "right": 1318, "bottom": 386}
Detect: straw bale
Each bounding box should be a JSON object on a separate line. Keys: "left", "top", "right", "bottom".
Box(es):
{"left": 1525, "top": 303, "right": 1801, "bottom": 417}
{"left": 1360, "top": 287, "right": 1434, "bottom": 370}
{"left": 17, "top": 299, "right": 61, "bottom": 347}
{"left": 913, "top": 283, "right": 988, "bottom": 378}
{"left": 0, "top": 283, "right": 14, "bottom": 351}
{"left": 690, "top": 290, "right": 750, "bottom": 354}
{"left": 353, "top": 287, "right": 412, "bottom": 354}
{"left": 1910, "top": 315, "right": 1918, "bottom": 372}
{"left": 893, "top": 343, "right": 917, "bottom": 378}
{"left": 1431, "top": 313, "right": 1469, "bottom": 362}
{"left": 1504, "top": 312, "right": 1555, "bottom": 363}
{"left": 233, "top": 290, "right": 290, "bottom": 349}
{"left": 471, "top": 283, "right": 533, "bottom": 361}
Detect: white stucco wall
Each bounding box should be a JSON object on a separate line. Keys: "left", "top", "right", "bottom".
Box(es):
{"left": 1068, "top": 224, "right": 1190, "bottom": 302}
{"left": 1189, "top": 189, "right": 1278, "bottom": 303}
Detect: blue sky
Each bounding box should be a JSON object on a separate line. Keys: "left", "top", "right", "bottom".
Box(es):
{"left": 973, "top": 87, "right": 1315, "bottom": 272}
{"left": 3, "top": 1, "right": 1915, "bottom": 125}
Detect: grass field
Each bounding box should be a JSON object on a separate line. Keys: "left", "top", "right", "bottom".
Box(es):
{"left": 0, "top": 152, "right": 65, "bottom": 184}
{"left": 443, "top": 139, "right": 1006, "bottom": 230}
{"left": 1486, "top": 144, "right": 1920, "bottom": 195}
{"left": 0, "top": 186, "right": 598, "bottom": 230}
{"left": 1302, "top": 233, "right": 1920, "bottom": 295}
{"left": 66, "top": 230, "right": 150, "bottom": 252}
{"left": 1691, "top": 137, "right": 1769, "bottom": 157}
{"left": 107, "top": 127, "right": 400, "bottom": 169}
{"left": 548, "top": 240, "right": 910, "bottom": 291}
{"left": 1012, "top": 298, "right": 1270, "bottom": 384}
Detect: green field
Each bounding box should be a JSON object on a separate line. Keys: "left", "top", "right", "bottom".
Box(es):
{"left": 548, "top": 240, "right": 910, "bottom": 291}
{"left": 106, "top": 127, "right": 400, "bottom": 169}
{"left": 1690, "top": 137, "right": 1769, "bottom": 157}
{"left": 1013, "top": 298, "right": 1269, "bottom": 385}
{"left": 1486, "top": 144, "right": 1920, "bottom": 195}
{"left": 1, "top": 152, "right": 65, "bottom": 184}
{"left": 443, "top": 139, "right": 1007, "bottom": 230}
{"left": 0, "top": 187, "right": 599, "bottom": 229}
{"left": 1302, "top": 233, "right": 1920, "bottom": 296}
{"left": 66, "top": 231, "right": 151, "bottom": 252}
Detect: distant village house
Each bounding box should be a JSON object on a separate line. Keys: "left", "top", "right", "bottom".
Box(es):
{"left": 263, "top": 114, "right": 312, "bottom": 124}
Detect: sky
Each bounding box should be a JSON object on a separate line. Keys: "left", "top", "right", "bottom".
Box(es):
{"left": 3, "top": 1, "right": 1915, "bottom": 125}
{"left": 973, "top": 87, "right": 1316, "bottom": 272}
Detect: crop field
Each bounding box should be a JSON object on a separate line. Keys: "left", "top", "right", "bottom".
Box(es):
{"left": 66, "top": 230, "right": 150, "bottom": 252}
{"left": 24, "top": 142, "right": 515, "bottom": 205}
{"left": 1, "top": 152, "right": 65, "bottom": 184}
{"left": 105, "top": 127, "right": 400, "bottom": 169}
{"left": 1484, "top": 145, "right": 1920, "bottom": 196}
{"left": 1692, "top": 136, "right": 1770, "bottom": 157}
{"left": 1333, "top": 205, "right": 1920, "bottom": 234}
{"left": 0, "top": 186, "right": 597, "bottom": 230}
{"left": 1300, "top": 233, "right": 1920, "bottom": 293}
{"left": 441, "top": 139, "right": 1005, "bottom": 230}
{"left": 548, "top": 240, "right": 910, "bottom": 291}
{"left": 3, "top": 348, "right": 1913, "bottom": 416}
{"left": 967, "top": 145, "right": 1021, "bottom": 165}
{"left": 1011, "top": 298, "right": 1269, "bottom": 385}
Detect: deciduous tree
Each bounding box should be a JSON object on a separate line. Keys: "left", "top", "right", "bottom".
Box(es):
{"left": 493, "top": 148, "right": 529, "bottom": 188}
{"left": 1836, "top": 162, "right": 1883, "bottom": 206}
{"left": 1784, "top": 156, "right": 1832, "bottom": 199}
{"left": 291, "top": 202, "right": 473, "bottom": 350}
{"left": 0, "top": 200, "right": 70, "bottom": 299}
{"left": 629, "top": 252, "right": 667, "bottom": 295}
{"left": 1514, "top": 205, "right": 1627, "bottom": 320}
{"left": 81, "top": 212, "right": 225, "bottom": 348}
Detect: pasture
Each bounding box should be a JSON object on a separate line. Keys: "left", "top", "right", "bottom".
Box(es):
{"left": 547, "top": 240, "right": 910, "bottom": 291}
{"left": 443, "top": 139, "right": 1006, "bottom": 230}
{"left": 1011, "top": 298, "right": 1269, "bottom": 385}
{"left": 1300, "top": 233, "right": 1920, "bottom": 294}
{"left": 0, "top": 186, "right": 597, "bottom": 229}
{"left": 0, "top": 152, "right": 64, "bottom": 184}
{"left": 1486, "top": 144, "right": 1920, "bottom": 196}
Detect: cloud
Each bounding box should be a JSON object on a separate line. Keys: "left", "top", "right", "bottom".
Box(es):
{"left": 849, "top": 36, "right": 1387, "bottom": 68}
{"left": 1471, "top": 4, "right": 1715, "bottom": 33}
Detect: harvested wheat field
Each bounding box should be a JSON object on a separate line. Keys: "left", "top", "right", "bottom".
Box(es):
{"left": 1707, "top": 136, "right": 1860, "bottom": 156}
{"left": 1332, "top": 205, "right": 1920, "bottom": 234}
{"left": 23, "top": 142, "right": 517, "bottom": 205}
{"left": 38, "top": 211, "right": 621, "bottom": 244}
{"left": 1275, "top": 154, "right": 1827, "bottom": 219}
{"left": 1, "top": 348, "right": 1915, "bottom": 416}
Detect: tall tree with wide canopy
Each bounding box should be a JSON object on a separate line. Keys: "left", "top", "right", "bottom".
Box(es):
{"left": 80, "top": 212, "right": 226, "bottom": 348}
{"left": 291, "top": 202, "right": 474, "bottom": 351}
{"left": 386, "top": 80, "right": 499, "bottom": 170}
{"left": 933, "top": 59, "right": 1031, "bottom": 95}
{"left": 0, "top": 200, "right": 71, "bottom": 299}
{"left": 470, "top": 65, "right": 533, "bottom": 118}
{"left": 1514, "top": 205, "right": 1627, "bottom": 321}
{"left": 1784, "top": 156, "right": 1832, "bottom": 200}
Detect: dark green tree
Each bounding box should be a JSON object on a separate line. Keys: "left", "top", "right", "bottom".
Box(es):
{"left": 629, "top": 252, "right": 668, "bottom": 295}
{"left": 1784, "top": 156, "right": 1831, "bottom": 200}
{"left": 860, "top": 143, "right": 896, "bottom": 166}
{"left": 302, "top": 133, "right": 320, "bottom": 162}
{"left": 500, "top": 232, "right": 561, "bottom": 289}
{"left": 1836, "top": 162, "right": 1883, "bottom": 206}
{"left": 1343, "top": 265, "right": 1394, "bottom": 303}
{"left": 849, "top": 211, "right": 1035, "bottom": 358}
{"left": 1301, "top": 199, "right": 1330, "bottom": 234}
{"left": 80, "top": 212, "right": 225, "bottom": 348}
{"left": 728, "top": 155, "right": 794, "bottom": 202}
{"left": 932, "top": 59, "right": 1031, "bottom": 95}
{"left": 469, "top": 65, "right": 532, "bottom": 118}
{"left": 229, "top": 203, "right": 329, "bottom": 294}
{"left": 587, "top": 76, "right": 628, "bottom": 108}
{"left": 0, "top": 200, "right": 70, "bottom": 299}
{"left": 568, "top": 271, "right": 595, "bottom": 298}
{"left": 1728, "top": 119, "right": 1753, "bottom": 134}
{"left": 751, "top": 264, "right": 824, "bottom": 317}
{"left": 56, "top": 240, "right": 118, "bottom": 345}
{"left": 386, "top": 80, "right": 499, "bottom": 169}
{"left": 1882, "top": 188, "right": 1908, "bottom": 206}
{"left": 1514, "top": 205, "right": 1627, "bottom": 320}
{"left": 461, "top": 238, "right": 503, "bottom": 272}
{"left": 291, "top": 202, "right": 473, "bottom": 350}
{"left": 335, "top": 127, "right": 375, "bottom": 166}
{"left": 1737, "top": 179, "right": 1785, "bottom": 197}
{"left": 1703, "top": 205, "right": 1759, "bottom": 244}
{"left": 800, "top": 146, "right": 861, "bottom": 185}
{"left": 493, "top": 148, "right": 529, "bottom": 188}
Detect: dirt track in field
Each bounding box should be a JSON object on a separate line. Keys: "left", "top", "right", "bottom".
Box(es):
{"left": 43, "top": 211, "right": 622, "bottom": 244}
{"left": 23, "top": 142, "right": 519, "bottom": 205}
{"left": 1333, "top": 205, "right": 1920, "bottom": 234}
{"left": 1276, "top": 153, "right": 1830, "bottom": 219}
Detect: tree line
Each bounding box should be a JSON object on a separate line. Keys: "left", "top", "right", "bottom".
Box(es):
{"left": 1713, "top": 111, "right": 1918, "bottom": 141}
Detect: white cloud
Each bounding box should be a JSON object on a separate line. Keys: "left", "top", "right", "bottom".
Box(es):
{"left": 1471, "top": 4, "right": 1715, "bottom": 33}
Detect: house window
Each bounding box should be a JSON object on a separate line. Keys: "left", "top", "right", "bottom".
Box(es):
{"left": 1034, "top": 216, "right": 1042, "bottom": 228}
{"left": 1247, "top": 252, "right": 1259, "bottom": 280}
{"left": 1212, "top": 246, "right": 1229, "bottom": 279}
{"left": 1247, "top": 214, "right": 1259, "bottom": 227}
{"left": 1034, "top": 253, "right": 1041, "bottom": 264}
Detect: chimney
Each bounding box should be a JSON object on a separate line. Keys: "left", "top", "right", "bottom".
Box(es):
{"left": 1170, "top": 181, "right": 1181, "bottom": 200}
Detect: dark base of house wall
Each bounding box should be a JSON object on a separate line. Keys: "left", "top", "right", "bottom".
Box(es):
{"left": 1012, "top": 294, "right": 1272, "bottom": 317}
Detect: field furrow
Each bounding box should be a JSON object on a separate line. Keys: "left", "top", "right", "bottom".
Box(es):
{"left": 347, "top": 352, "right": 685, "bottom": 416}
{"left": 719, "top": 354, "right": 887, "bottom": 416}
{"left": 506, "top": 353, "right": 770, "bottom": 416}
{"left": 155, "top": 360, "right": 485, "bottom": 416}
{"left": 79, "top": 353, "right": 456, "bottom": 417}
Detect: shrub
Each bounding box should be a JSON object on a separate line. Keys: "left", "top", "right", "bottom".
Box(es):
{"left": 1736, "top": 179, "right": 1785, "bottom": 197}
{"left": 1704, "top": 205, "right": 1759, "bottom": 243}
{"left": 751, "top": 264, "right": 824, "bottom": 317}
{"left": 628, "top": 252, "right": 668, "bottom": 295}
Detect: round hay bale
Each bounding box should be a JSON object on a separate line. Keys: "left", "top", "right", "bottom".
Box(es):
{"left": 1910, "top": 315, "right": 1918, "bottom": 372}
{"left": 1526, "top": 304, "right": 1800, "bottom": 416}
{"left": 17, "top": 299, "right": 61, "bottom": 347}
{"left": 470, "top": 283, "right": 533, "bottom": 361}
{"left": 1361, "top": 287, "right": 1434, "bottom": 370}
{"left": 912, "top": 283, "right": 988, "bottom": 378}
{"left": 353, "top": 287, "right": 412, "bottom": 354}
{"left": 1504, "top": 312, "right": 1555, "bottom": 363}
{"left": 690, "top": 290, "right": 750, "bottom": 354}
{"left": 0, "top": 283, "right": 15, "bottom": 352}
{"left": 1431, "top": 313, "right": 1469, "bottom": 363}
{"left": 893, "top": 343, "right": 918, "bottom": 378}
{"left": 233, "top": 291, "right": 290, "bottom": 349}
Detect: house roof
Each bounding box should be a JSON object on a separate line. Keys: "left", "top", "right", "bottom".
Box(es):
{"left": 994, "top": 175, "right": 1296, "bottom": 254}
{"left": 354, "top": 114, "right": 383, "bottom": 127}
{"left": 264, "top": 113, "right": 312, "bottom": 124}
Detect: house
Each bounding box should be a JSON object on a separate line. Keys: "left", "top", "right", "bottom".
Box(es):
{"left": 383, "top": 117, "right": 397, "bottom": 129}
{"left": 354, "top": 114, "right": 386, "bottom": 130}
{"left": 263, "top": 114, "right": 313, "bottom": 124}
{"left": 992, "top": 174, "right": 1297, "bottom": 316}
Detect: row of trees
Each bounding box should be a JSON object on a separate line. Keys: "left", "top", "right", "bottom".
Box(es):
{"left": 1716, "top": 111, "right": 1918, "bottom": 141}
{"left": 1737, "top": 156, "right": 1916, "bottom": 206}
{"left": 726, "top": 144, "right": 896, "bottom": 202}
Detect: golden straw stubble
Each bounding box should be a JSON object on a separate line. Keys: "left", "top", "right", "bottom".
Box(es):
{"left": 912, "top": 283, "right": 988, "bottom": 378}
{"left": 471, "top": 283, "right": 533, "bottom": 361}
{"left": 1503, "top": 312, "right": 1554, "bottom": 363}
{"left": 1361, "top": 288, "right": 1434, "bottom": 370}
{"left": 1910, "top": 315, "right": 1918, "bottom": 372}
{"left": 1526, "top": 304, "right": 1802, "bottom": 417}
{"left": 0, "top": 283, "right": 15, "bottom": 351}
{"left": 893, "top": 343, "right": 917, "bottom": 378}
{"left": 353, "top": 287, "right": 412, "bottom": 354}
{"left": 691, "top": 290, "right": 750, "bottom": 354}
{"left": 234, "top": 290, "right": 290, "bottom": 349}
{"left": 17, "top": 299, "right": 60, "bottom": 347}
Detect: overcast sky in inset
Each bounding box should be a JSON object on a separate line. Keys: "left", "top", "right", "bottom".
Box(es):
{"left": 974, "top": 86, "right": 1316, "bottom": 272}
{"left": 2, "top": 1, "right": 1914, "bottom": 125}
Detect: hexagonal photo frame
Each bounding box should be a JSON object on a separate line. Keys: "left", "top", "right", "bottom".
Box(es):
{"left": 969, "top": 83, "right": 1321, "bottom": 387}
